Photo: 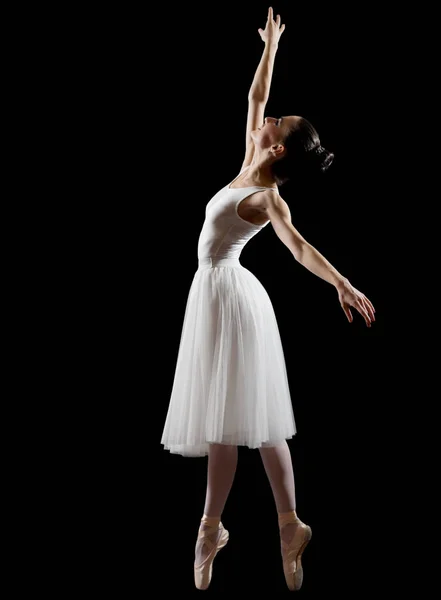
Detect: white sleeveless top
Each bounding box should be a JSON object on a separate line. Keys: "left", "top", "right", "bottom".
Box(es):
{"left": 197, "top": 169, "right": 276, "bottom": 261}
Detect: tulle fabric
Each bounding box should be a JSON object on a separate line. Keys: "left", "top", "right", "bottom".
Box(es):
{"left": 161, "top": 259, "right": 296, "bottom": 457}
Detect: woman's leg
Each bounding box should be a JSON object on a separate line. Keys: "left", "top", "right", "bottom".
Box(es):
{"left": 258, "top": 440, "right": 296, "bottom": 512}
{"left": 203, "top": 443, "right": 238, "bottom": 516}
{"left": 195, "top": 443, "right": 238, "bottom": 565}
{"left": 258, "top": 441, "right": 300, "bottom": 545}
{"left": 259, "top": 441, "right": 311, "bottom": 591}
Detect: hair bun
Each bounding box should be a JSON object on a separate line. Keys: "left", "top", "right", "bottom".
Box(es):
{"left": 310, "top": 144, "right": 334, "bottom": 172}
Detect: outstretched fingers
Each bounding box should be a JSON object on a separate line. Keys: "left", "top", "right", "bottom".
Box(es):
{"left": 355, "top": 300, "right": 372, "bottom": 327}
{"left": 363, "top": 297, "right": 375, "bottom": 322}
{"left": 364, "top": 295, "right": 376, "bottom": 316}
{"left": 343, "top": 303, "right": 353, "bottom": 323}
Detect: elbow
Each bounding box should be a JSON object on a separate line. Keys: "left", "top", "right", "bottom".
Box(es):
{"left": 274, "top": 221, "right": 309, "bottom": 262}
{"left": 248, "top": 89, "right": 268, "bottom": 103}
{"left": 292, "top": 241, "right": 306, "bottom": 263}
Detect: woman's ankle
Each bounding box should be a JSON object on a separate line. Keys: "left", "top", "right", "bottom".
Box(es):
{"left": 201, "top": 514, "right": 221, "bottom": 528}
{"left": 278, "top": 509, "right": 299, "bottom": 528}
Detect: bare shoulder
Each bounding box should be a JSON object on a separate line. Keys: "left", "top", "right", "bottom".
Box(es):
{"left": 249, "top": 189, "right": 292, "bottom": 222}
{"left": 250, "top": 189, "right": 288, "bottom": 210}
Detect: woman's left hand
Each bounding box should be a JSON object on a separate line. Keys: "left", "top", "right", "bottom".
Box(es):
{"left": 258, "top": 7, "right": 285, "bottom": 45}
{"left": 337, "top": 279, "right": 376, "bottom": 327}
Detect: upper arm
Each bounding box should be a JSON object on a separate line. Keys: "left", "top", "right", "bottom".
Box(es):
{"left": 240, "top": 97, "right": 267, "bottom": 171}
{"left": 262, "top": 191, "right": 309, "bottom": 259}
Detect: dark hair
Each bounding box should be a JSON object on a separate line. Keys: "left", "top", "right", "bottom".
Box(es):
{"left": 271, "top": 117, "right": 334, "bottom": 186}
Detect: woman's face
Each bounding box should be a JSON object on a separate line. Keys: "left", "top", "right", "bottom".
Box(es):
{"left": 251, "top": 115, "right": 299, "bottom": 148}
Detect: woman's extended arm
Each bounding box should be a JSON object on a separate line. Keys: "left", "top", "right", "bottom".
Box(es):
{"left": 262, "top": 190, "right": 376, "bottom": 327}
{"left": 241, "top": 8, "right": 285, "bottom": 170}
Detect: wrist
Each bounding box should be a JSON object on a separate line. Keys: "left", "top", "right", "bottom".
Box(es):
{"left": 265, "top": 41, "right": 279, "bottom": 51}
{"left": 334, "top": 275, "right": 348, "bottom": 290}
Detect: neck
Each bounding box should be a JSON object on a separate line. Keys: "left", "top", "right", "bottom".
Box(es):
{"left": 247, "top": 159, "right": 276, "bottom": 186}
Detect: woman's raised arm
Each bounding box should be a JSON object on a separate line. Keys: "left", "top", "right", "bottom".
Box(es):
{"left": 241, "top": 7, "right": 285, "bottom": 170}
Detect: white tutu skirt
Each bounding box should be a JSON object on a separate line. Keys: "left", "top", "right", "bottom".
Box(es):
{"left": 161, "top": 257, "right": 296, "bottom": 457}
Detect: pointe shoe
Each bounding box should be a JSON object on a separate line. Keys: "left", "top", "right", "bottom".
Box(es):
{"left": 279, "top": 512, "right": 312, "bottom": 592}
{"left": 194, "top": 517, "right": 229, "bottom": 590}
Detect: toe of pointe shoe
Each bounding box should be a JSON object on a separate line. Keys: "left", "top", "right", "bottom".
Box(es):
{"left": 194, "top": 565, "right": 212, "bottom": 591}
{"left": 283, "top": 562, "right": 304, "bottom": 592}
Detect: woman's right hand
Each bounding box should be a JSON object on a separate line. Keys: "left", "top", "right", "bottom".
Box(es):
{"left": 258, "top": 7, "right": 285, "bottom": 45}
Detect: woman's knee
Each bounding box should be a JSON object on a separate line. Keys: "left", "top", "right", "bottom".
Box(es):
{"left": 209, "top": 443, "right": 238, "bottom": 457}
{"left": 259, "top": 440, "right": 288, "bottom": 454}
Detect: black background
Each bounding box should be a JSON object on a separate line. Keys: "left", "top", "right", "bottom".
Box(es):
{"left": 68, "top": 0, "right": 429, "bottom": 596}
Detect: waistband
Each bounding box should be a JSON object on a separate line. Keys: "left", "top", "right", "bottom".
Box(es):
{"left": 198, "top": 257, "right": 242, "bottom": 269}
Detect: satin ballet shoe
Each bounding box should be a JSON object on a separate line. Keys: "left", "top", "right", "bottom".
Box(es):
{"left": 278, "top": 511, "right": 312, "bottom": 592}
{"left": 194, "top": 515, "right": 229, "bottom": 590}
